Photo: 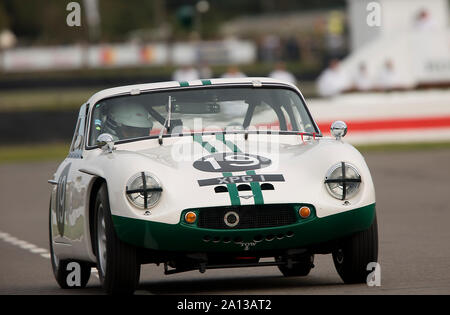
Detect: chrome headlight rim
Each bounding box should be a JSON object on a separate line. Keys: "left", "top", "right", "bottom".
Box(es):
{"left": 125, "top": 172, "right": 163, "bottom": 210}
{"left": 325, "top": 162, "right": 361, "bottom": 200}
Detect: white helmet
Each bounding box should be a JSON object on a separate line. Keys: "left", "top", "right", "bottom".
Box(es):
{"left": 110, "top": 103, "right": 153, "bottom": 128}
{"left": 105, "top": 103, "right": 153, "bottom": 139}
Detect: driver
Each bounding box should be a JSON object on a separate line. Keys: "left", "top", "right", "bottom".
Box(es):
{"left": 104, "top": 103, "right": 153, "bottom": 140}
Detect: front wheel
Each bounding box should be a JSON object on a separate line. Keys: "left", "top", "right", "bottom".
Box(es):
{"left": 332, "top": 215, "right": 378, "bottom": 284}
{"left": 94, "top": 184, "right": 140, "bottom": 295}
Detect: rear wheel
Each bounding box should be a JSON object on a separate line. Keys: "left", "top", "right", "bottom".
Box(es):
{"left": 49, "top": 199, "right": 91, "bottom": 289}
{"left": 277, "top": 254, "right": 314, "bottom": 277}
{"left": 332, "top": 215, "right": 378, "bottom": 284}
{"left": 94, "top": 184, "right": 140, "bottom": 295}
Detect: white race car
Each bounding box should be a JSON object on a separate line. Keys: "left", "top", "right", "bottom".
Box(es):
{"left": 48, "top": 77, "right": 377, "bottom": 294}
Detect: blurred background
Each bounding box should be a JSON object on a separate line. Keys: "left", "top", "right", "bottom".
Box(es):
{"left": 2, "top": 1, "right": 450, "bottom": 295}
{"left": 0, "top": 0, "right": 449, "bottom": 161}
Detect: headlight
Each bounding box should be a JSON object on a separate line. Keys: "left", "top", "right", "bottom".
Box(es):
{"left": 325, "top": 162, "right": 361, "bottom": 200}
{"left": 126, "top": 172, "right": 162, "bottom": 209}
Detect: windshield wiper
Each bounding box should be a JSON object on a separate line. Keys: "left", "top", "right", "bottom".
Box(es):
{"left": 158, "top": 95, "right": 172, "bottom": 145}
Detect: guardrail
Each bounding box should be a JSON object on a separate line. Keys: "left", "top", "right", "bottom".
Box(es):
{"left": 309, "top": 89, "right": 450, "bottom": 144}
{"left": 0, "top": 40, "right": 256, "bottom": 73}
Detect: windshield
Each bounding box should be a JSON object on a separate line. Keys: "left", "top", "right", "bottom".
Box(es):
{"left": 88, "top": 86, "right": 318, "bottom": 146}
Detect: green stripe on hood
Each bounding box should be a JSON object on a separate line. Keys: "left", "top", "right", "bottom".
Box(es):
{"left": 215, "top": 134, "right": 264, "bottom": 205}
{"left": 193, "top": 134, "right": 241, "bottom": 206}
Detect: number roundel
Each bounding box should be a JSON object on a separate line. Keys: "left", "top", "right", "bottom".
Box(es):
{"left": 55, "top": 163, "right": 71, "bottom": 236}
{"left": 193, "top": 153, "right": 271, "bottom": 173}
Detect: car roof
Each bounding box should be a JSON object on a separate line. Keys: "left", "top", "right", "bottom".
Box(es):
{"left": 86, "top": 77, "right": 300, "bottom": 108}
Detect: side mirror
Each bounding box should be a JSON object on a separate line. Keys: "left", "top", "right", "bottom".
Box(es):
{"left": 330, "top": 121, "right": 347, "bottom": 140}
{"left": 96, "top": 133, "right": 115, "bottom": 153}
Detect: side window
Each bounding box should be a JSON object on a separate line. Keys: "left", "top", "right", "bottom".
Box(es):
{"left": 70, "top": 105, "right": 86, "bottom": 153}
{"left": 70, "top": 118, "right": 82, "bottom": 152}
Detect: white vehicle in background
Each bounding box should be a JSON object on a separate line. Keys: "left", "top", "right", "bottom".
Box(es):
{"left": 48, "top": 77, "right": 378, "bottom": 294}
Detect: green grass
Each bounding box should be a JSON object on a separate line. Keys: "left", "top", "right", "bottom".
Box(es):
{"left": 0, "top": 143, "right": 69, "bottom": 164}
{"left": 1, "top": 141, "right": 449, "bottom": 165}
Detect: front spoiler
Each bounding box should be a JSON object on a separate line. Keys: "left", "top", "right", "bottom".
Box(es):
{"left": 112, "top": 203, "right": 376, "bottom": 252}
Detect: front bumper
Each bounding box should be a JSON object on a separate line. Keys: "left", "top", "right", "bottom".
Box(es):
{"left": 112, "top": 203, "right": 376, "bottom": 252}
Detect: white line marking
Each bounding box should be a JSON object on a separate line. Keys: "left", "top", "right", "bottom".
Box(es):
{"left": 0, "top": 229, "right": 100, "bottom": 280}
{"left": 30, "top": 248, "right": 48, "bottom": 254}
{"left": 0, "top": 229, "right": 50, "bottom": 259}
{"left": 20, "top": 243, "right": 37, "bottom": 250}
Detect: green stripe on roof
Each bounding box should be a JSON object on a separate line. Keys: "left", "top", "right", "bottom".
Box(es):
{"left": 201, "top": 79, "right": 212, "bottom": 85}
{"left": 179, "top": 81, "right": 189, "bottom": 87}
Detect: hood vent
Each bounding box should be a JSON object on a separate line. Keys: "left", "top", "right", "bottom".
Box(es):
{"left": 237, "top": 184, "right": 252, "bottom": 191}
{"left": 261, "top": 183, "right": 274, "bottom": 190}
{"left": 214, "top": 186, "right": 228, "bottom": 193}
{"left": 214, "top": 183, "right": 275, "bottom": 194}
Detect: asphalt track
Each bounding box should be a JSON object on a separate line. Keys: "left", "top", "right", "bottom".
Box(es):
{"left": 0, "top": 149, "right": 449, "bottom": 295}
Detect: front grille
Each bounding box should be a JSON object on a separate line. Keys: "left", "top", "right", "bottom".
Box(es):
{"left": 197, "top": 204, "right": 297, "bottom": 230}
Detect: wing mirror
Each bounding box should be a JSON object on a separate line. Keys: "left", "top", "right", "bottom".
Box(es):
{"left": 96, "top": 133, "right": 115, "bottom": 153}
{"left": 330, "top": 121, "right": 347, "bottom": 140}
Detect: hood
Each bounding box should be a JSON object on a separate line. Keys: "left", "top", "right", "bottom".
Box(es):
{"left": 87, "top": 134, "right": 375, "bottom": 223}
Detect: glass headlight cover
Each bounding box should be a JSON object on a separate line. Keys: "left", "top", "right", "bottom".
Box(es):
{"left": 325, "top": 162, "right": 361, "bottom": 200}
{"left": 126, "top": 172, "right": 162, "bottom": 209}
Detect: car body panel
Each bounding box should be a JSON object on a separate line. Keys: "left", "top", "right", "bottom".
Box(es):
{"left": 49, "top": 77, "right": 376, "bottom": 263}
{"left": 111, "top": 203, "right": 376, "bottom": 252}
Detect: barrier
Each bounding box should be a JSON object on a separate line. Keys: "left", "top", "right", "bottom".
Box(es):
{"left": 0, "top": 40, "right": 257, "bottom": 73}
{"left": 308, "top": 89, "right": 450, "bottom": 144}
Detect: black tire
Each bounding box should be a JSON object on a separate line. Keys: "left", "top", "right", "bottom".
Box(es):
{"left": 332, "top": 215, "right": 378, "bottom": 284}
{"left": 277, "top": 254, "right": 314, "bottom": 277}
{"left": 93, "top": 183, "right": 140, "bottom": 295}
{"left": 49, "top": 199, "right": 91, "bottom": 289}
